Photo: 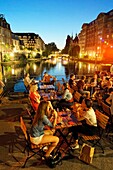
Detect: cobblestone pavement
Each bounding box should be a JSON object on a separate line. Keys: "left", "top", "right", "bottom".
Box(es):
{"left": 0, "top": 98, "right": 113, "bottom": 170}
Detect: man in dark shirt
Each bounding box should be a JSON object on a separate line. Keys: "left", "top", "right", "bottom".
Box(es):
{"left": 68, "top": 73, "right": 77, "bottom": 91}
{"left": 77, "top": 76, "right": 90, "bottom": 98}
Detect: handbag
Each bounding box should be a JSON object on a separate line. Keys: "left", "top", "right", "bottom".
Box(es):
{"left": 46, "top": 152, "right": 62, "bottom": 168}
{"left": 79, "top": 143, "right": 95, "bottom": 164}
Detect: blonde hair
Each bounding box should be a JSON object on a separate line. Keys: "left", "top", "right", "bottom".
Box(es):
{"left": 30, "top": 84, "right": 37, "bottom": 92}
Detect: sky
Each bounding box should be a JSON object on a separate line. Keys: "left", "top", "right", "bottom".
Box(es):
{"left": 0, "top": 0, "right": 113, "bottom": 50}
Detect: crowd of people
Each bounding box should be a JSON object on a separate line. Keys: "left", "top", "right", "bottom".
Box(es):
{"left": 22, "top": 69, "right": 113, "bottom": 160}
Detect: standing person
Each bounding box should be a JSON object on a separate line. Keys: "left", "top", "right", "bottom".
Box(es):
{"left": 29, "top": 81, "right": 41, "bottom": 112}
{"left": 70, "top": 98, "right": 97, "bottom": 149}
{"left": 30, "top": 100, "right": 59, "bottom": 158}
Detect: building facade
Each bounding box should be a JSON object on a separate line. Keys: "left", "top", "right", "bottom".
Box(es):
{"left": 78, "top": 9, "right": 113, "bottom": 61}
{"left": 14, "top": 32, "right": 45, "bottom": 52}
{"left": 0, "top": 14, "right": 12, "bottom": 62}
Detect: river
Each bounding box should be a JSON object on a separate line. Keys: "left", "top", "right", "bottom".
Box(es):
{"left": 0, "top": 58, "right": 111, "bottom": 92}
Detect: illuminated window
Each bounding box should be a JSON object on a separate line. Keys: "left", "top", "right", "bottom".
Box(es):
{"left": 107, "top": 35, "right": 109, "bottom": 38}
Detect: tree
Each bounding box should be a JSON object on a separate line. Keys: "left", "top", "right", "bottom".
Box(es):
{"left": 42, "top": 42, "right": 59, "bottom": 57}
{"left": 61, "top": 35, "right": 72, "bottom": 54}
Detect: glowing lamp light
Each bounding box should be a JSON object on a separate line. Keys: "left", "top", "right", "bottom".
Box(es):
{"left": 33, "top": 64, "right": 37, "bottom": 72}
{"left": 12, "top": 68, "right": 15, "bottom": 75}
{"left": 10, "top": 52, "right": 14, "bottom": 57}
{"left": 88, "top": 64, "right": 90, "bottom": 73}
{"left": 89, "top": 54, "right": 91, "bottom": 57}
{"left": 79, "top": 62, "right": 82, "bottom": 69}
{"left": 97, "top": 46, "right": 100, "bottom": 50}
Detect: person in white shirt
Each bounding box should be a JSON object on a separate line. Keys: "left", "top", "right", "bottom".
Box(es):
{"left": 70, "top": 98, "right": 97, "bottom": 149}
{"left": 57, "top": 82, "right": 74, "bottom": 110}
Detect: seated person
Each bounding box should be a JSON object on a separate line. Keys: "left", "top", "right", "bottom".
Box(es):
{"left": 88, "top": 74, "right": 98, "bottom": 97}
{"left": 30, "top": 100, "right": 59, "bottom": 159}
{"left": 106, "top": 87, "right": 113, "bottom": 115}
{"left": 72, "top": 101, "right": 85, "bottom": 117}
{"left": 68, "top": 73, "right": 77, "bottom": 91}
{"left": 29, "top": 81, "right": 41, "bottom": 112}
{"left": 41, "top": 72, "right": 56, "bottom": 85}
{"left": 46, "top": 101, "right": 58, "bottom": 128}
{"left": 76, "top": 75, "right": 90, "bottom": 98}
{"left": 101, "top": 77, "right": 112, "bottom": 92}
{"left": 57, "top": 82, "right": 74, "bottom": 110}
{"left": 102, "top": 88, "right": 111, "bottom": 106}
{"left": 70, "top": 98, "right": 98, "bottom": 149}
{"left": 24, "top": 73, "right": 34, "bottom": 91}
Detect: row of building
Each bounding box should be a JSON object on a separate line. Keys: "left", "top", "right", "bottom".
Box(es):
{"left": 78, "top": 9, "right": 113, "bottom": 61}
{"left": 0, "top": 14, "right": 45, "bottom": 62}
{"left": 0, "top": 9, "right": 113, "bottom": 62}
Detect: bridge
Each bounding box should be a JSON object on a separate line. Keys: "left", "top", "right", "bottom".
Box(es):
{"left": 48, "top": 53, "right": 69, "bottom": 59}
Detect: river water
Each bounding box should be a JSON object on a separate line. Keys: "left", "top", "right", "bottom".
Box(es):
{"left": 0, "top": 58, "right": 111, "bottom": 92}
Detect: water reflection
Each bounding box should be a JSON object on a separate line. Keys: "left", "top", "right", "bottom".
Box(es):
{"left": 0, "top": 58, "right": 111, "bottom": 92}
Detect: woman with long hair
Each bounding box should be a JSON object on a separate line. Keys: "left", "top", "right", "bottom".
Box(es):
{"left": 30, "top": 100, "right": 59, "bottom": 158}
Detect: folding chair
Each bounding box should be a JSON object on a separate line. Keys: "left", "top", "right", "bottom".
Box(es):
{"left": 79, "top": 110, "right": 109, "bottom": 153}
{"left": 25, "top": 107, "right": 34, "bottom": 123}
{"left": 101, "top": 101, "right": 113, "bottom": 135}
{"left": 73, "top": 91, "right": 82, "bottom": 103}
{"left": 20, "top": 117, "right": 50, "bottom": 167}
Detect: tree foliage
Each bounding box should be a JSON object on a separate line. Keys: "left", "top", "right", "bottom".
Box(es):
{"left": 42, "top": 42, "right": 59, "bottom": 57}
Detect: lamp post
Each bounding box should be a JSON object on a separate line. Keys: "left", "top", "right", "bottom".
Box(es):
{"left": 95, "top": 53, "right": 98, "bottom": 71}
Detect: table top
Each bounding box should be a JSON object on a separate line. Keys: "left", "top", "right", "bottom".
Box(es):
{"left": 55, "top": 111, "right": 82, "bottom": 129}
{"left": 39, "top": 91, "right": 61, "bottom": 101}
{"left": 39, "top": 84, "right": 55, "bottom": 90}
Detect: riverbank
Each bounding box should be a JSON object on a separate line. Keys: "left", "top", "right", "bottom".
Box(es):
{"left": 1, "top": 57, "right": 112, "bottom": 66}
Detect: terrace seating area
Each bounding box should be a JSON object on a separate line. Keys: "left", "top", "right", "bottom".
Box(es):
{"left": 1, "top": 70, "right": 113, "bottom": 169}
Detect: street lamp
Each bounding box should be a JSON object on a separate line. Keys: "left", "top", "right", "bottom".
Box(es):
{"left": 95, "top": 53, "right": 98, "bottom": 71}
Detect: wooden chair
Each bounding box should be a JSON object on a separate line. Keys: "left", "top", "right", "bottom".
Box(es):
{"left": 101, "top": 101, "right": 111, "bottom": 118}
{"left": 20, "top": 117, "right": 50, "bottom": 168}
{"left": 79, "top": 110, "right": 109, "bottom": 153}
{"left": 73, "top": 91, "right": 82, "bottom": 103}
{"left": 25, "top": 107, "right": 34, "bottom": 123}
{"left": 101, "top": 101, "right": 113, "bottom": 134}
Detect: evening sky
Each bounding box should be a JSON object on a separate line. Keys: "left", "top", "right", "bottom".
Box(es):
{"left": 0, "top": 0, "right": 113, "bottom": 49}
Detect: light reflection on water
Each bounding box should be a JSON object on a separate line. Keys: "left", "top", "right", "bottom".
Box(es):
{"left": 0, "top": 58, "right": 110, "bottom": 92}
